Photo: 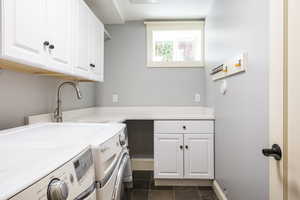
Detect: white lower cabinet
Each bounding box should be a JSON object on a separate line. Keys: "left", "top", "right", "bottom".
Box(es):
{"left": 184, "top": 134, "right": 214, "bottom": 179}
{"left": 154, "top": 120, "right": 214, "bottom": 180}
{"left": 154, "top": 134, "right": 184, "bottom": 179}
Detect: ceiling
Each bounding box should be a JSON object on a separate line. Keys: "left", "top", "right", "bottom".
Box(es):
{"left": 85, "top": 0, "right": 214, "bottom": 24}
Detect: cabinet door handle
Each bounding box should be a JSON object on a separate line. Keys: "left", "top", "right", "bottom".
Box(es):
{"left": 90, "top": 64, "right": 95, "bottom": 68}
{"left": 43, "top": 41, "right": 50, "bottom": 46}
{"left": 185, "top": 145, "right": 188, "bottom": 149}
{"left": 180, "top": 145, "right": 183, "bottom": 150}
{"left": 182, "top": 126, "right": 186, "bottom": 130}
{"left": 49, "top": 44, "right": 55, "bottom": 50}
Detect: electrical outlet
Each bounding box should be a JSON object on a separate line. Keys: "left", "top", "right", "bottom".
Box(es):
{"left": 194, "top": 93, "right": 201, "bottom": 103}
{"left": 112, "top": 94, "right": 119, "bottom": 103}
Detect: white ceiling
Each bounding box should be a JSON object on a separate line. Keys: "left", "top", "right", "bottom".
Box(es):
{"left": 86, "top": 0, "right": 214, "bottom": 24}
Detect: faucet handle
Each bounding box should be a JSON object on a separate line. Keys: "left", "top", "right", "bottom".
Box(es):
{"left": 53, "top": 108, "right": 63, "bottom": 122}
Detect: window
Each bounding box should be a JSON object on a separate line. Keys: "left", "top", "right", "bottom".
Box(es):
{"left": 145, "top": 21, "right": 204, "bottom": 68}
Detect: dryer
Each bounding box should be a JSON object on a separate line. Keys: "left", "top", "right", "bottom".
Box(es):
{"left": 91, "top": 124, "right": 132, "bottom": 200}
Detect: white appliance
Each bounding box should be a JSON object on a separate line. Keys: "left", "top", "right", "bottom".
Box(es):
{"left": 0, "top": 123, "right": 132, "bottom": 200}
{"left": 91, "top": 125, "right": 132, "bottom": 200}
{"left": 7, "top": 147, "right": 96, "bottom": 200}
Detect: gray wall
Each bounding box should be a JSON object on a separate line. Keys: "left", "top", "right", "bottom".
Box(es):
{"left": 205, "top": 0, "right": 269, "bottom": 200}
{"left": 96, "top": 21, "right": 206, "bottom": 106}
{"left": 0, "top": 70, "right": 96, "bottom": 130}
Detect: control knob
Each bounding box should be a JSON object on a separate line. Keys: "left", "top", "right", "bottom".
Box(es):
{"left": 47, "top": 179, "right": 69, "bottom": 200}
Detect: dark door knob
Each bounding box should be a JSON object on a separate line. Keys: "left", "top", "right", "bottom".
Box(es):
{"left": 262, "top": 144, "right": 282, "bottom": 161}
{"left": 43, "top": 41, "right": 50, "bottom": 46}
{"left": 49, "top": 44, "right": 55, "bottom": 50}
{"left": 180, "top": 145, "right": 183, "bottom": 150}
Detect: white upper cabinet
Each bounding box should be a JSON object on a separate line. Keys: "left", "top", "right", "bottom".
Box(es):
{"left": 0, "top": 0, "right": 105, "bottom": 81}
{"left": 2, "top": 0, "right": 46, "bottom": 67}
{"left": 73, "top": 0, "right": 90, "bottom": 77}
{"left": 73, "top": 0, "right": 104, "bottom": 81}
{"left": 45, "top": 0, "right": 72, "bottom": 73}
{"left": 89, "top": 14, "right": 104, "bottom": 81}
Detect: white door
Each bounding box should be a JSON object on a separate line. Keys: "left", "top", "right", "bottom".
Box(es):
{"left": 2, "top": 0, "right": 46, "bottom": 67}
{"left": 287, "top": 0, "right": 300, "bottom": 199}
{"left": 73, "top": 0, "right": 90, "bottom": 76}
{"left": 269, "top": 0, "right": 284, "bottom": 199}
{"left": 184, "top": 134, "right": 214, "bottom": 179}
{"left": 154, "top": 134, "right": 183, "bottom": 179}
{"left": 269, "top": 0, "right": 300, "bottom": 199}
{"left": 45, "top": 0, "right": 72, "bottom": 73}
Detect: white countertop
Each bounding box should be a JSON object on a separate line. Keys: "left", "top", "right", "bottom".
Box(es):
{"left": 27, "top": 106, "right": 215, "bottom": 124}
{"left": 0, "top": 123, "right": 125, "bottom": 200}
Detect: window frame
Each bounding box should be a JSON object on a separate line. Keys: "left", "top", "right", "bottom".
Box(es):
{"left": 145, "top": 21, "right": 205, "bottom": 68}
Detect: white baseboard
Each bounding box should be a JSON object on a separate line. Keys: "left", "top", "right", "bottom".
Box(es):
{"left": 131, "top": 158, "right": 154, "bottom": 171}
{"left": 213, "top": 180, "right": 228, "bottom": 200}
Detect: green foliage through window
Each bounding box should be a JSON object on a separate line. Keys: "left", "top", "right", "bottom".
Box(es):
{"left": 155, "top": 41, "right": 173, "bottom": 61}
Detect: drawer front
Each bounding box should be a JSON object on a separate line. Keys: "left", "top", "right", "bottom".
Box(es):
{"left": 154, "top": 120, "right": 214, "bottom": 134}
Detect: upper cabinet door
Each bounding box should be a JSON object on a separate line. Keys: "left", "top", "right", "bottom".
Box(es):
{"left": 73, "top": 0, "right": 90, "bottom": 75}
{"left": 45, "top": 0, "right": 72, "bottom": 73}
{"left": 2, "top": 0, "right": 46, "bottom": 66}
{"left": 88, "top": 12, "right": 97, "bottom": 73}
{"left": 88, "top": 15, "right": 104, "bottom": 81}
{"left": 154, "top": 134, "right": 184, "bottom": 179}
{"left": 96, "top": 21, "right": 104, "bottom": 81}
{"left": 184, "top": 134, "right": 214, "bottom": 179}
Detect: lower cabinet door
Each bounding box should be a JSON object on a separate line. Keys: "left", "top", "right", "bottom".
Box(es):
{"left": 184, "top": 134, "right": 214, "bottom": 179}
{"left": 154, "top": 134, "right": 183, "bottom": 179}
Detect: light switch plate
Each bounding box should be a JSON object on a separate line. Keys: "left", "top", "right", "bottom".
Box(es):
{"left": 194, "top": 93, "right": 201, "bottom": 103}
{"left": 112, "top": 94, "right": 119, "bottom": 103}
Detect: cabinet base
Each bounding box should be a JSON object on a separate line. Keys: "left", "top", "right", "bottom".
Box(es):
{"left": 154, "top": 179, "right": 213, "bottom": 187}
{"left": 0, "top": 58, "right": 93, "bottom": 82}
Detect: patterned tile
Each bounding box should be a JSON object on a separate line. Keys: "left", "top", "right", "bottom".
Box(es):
{"left": 174, "top": 186, "right": 200, "bottom": 190}
{"left": 133, "top": 171, "right": 153, "bottom": 181}
{"left": 150, "top": 181, "right": 173, "bottom": 190}
{"left": 149, "top": 190, "right": 174, "bottom": 200}
{"left": 175, "top": 190, "right": 201, "bottom": 200}
{"left": 128, "top": 170, "right": 218, "bottom": 200}
{"left": 133, "top": 180, "right": 150, "bottom": 189}
{"left": 199, "top": 189, "right": 219, "bottom": 200}
{"left": 131, "top": 190, "right": 148, "bottom": 200}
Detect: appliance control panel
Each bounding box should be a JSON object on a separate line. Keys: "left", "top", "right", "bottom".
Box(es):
{"left": 9, "top": 147, "right": 95, "bottom": 200}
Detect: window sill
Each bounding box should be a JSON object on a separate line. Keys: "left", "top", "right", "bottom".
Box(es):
{"left": 147, "top": 61, "right": 205, "bottom": 68}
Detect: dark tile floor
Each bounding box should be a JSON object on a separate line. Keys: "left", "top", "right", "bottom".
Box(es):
{"left": 124, "top": 171, "right": 218, "bottom": 200}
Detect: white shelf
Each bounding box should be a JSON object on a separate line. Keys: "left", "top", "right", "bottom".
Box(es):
{"left": 212, "top": 53, "right": 247, "bottom": 81}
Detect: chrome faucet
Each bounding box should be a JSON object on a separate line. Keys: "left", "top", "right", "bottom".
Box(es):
{"left": 54, "top": 82, "right": 82, "bottom": 122}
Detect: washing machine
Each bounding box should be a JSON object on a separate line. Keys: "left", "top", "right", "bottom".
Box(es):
{"left": 9, "top": 147, "right": 96, "bottom": 200}
{"left": 92, "top": 125, "right": 132, "bottom": 200}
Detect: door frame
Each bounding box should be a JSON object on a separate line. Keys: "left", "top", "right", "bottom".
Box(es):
{"left": 269, "top": 0, "right": 288, "bottom": 199}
